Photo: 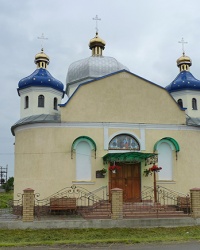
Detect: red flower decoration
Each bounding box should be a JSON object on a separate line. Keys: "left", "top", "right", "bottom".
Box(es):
{"left": 109, "top": 165, "right": 121, "bottom": 171}
{"left": 149, "top": 165, "right": 162, "bottom": 172}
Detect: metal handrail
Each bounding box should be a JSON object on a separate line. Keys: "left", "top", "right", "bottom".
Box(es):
{"left": 143, "top": 185, "right": 189, "bottom": 198}
{"left": 157, "top": 185, "right": 190, "bottom": 197}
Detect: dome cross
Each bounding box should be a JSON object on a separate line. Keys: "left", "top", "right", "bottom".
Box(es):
{"left": 178, "top": 37, "right": 188, "bottom": 55}
{"left": 93, "top": 15, "right": 101, "bottom": 33}
{"left": 37, "top": 33, "right": 48, "bottom": 49}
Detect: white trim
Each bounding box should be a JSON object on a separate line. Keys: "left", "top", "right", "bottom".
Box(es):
{"left": 157, "top": 181, "right": 176, "bottom": 184}
{"left": 140, "top": 128, "right": 145, "bottom": 150}
{"left": 104, "top": 126, "right": 109, "bottom": 150}
{"left": 13, "top": 121, "right": 200, "bottom": 134}
{"left": 19, "top": 86, "right": 63, "bottom": 96}
{"left": 172, "top": 90, "right": 200, "bottom": 97}
{"left": 72, "top": 181, "right": 95, "bottom": 185}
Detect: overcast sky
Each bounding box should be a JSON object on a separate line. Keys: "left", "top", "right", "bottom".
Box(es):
{"left": 1, "top": 0, "right": 200, "bottom": 178}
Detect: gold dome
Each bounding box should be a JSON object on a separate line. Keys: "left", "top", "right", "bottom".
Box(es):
{"left": 34, "top": 48, "right": 49, "bottom": 69}
{"left": 89, "top": 32, "right": 106, "bottom": 47}
{"left": 89, "top": 32, "right": 106, "bottom": 55}
{"left": 177, "top": 53, "right": 192, "bottom": 67}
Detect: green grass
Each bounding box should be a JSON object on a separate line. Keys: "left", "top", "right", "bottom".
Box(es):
{"left": 0, "top": 191, "right": 13, "bottom": 208}
{"left": 0, "top": 226, "right": 200, "bottom": 247}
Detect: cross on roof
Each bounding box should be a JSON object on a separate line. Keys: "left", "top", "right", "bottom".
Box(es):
{"left": 93, "top": 15, "right": 101, "bottom": 33}
{"left": 37, "top": 33, "right": 48, "bottom": 49}
{"left": 178, "top": 38, "right": 188, "bottom": 55}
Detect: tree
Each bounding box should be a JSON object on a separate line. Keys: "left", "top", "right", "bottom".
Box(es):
{"left": 2, "top": 177, "right": 14, "bottom": 192}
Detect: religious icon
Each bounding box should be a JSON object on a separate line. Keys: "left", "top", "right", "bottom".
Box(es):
{"left": 109, "top": 134, "right": 139, "bottom": 150}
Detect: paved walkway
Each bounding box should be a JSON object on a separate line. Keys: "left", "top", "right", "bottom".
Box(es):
{"left": 1, "top": 242, "right": 200, "bottom": 250}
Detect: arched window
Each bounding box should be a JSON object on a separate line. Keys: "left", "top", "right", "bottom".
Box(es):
{"left": 76, "top": 141, "right": 91, "bottom": 181}
{"left": 177, "top": 99, "right": 183, "bottom": 108}
{"left": 71, "top": 136, "right": 96, "bottom": 181}
{"left": 109, "top": 134, "right": 140, "bottom": 150}
{"left": 157, "top": 142, "right": 173, "bottom": 180}
{"left": 38, "top": 95, "right": 45, "bottom": 107}
{"left": 192, "top": 98, "right": 197, "bottom": 110}
{"left": 54, "top": 97, "right": 58, "bottom": 110}
{"left": 154, "top": 137, "right": 180, "bottom": 181}
{"left": 25, "top": 96, "right": 29, "bottom": 109}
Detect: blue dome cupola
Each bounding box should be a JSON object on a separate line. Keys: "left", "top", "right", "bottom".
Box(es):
{"left": 165, "top": 53, "right": 200, "bottom": 93}
{"left": 166, "top": 51, "right": 200, "bottom": 118}
{"left": 17, "top": 49, "right": 64, "bottom": 119}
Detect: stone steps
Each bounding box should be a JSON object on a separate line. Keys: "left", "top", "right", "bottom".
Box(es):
{"left": 124, "top": 212, "right": 189, "bottom": 218}
{"left": 79, "top": 201, "right": 189, "bottom": 219}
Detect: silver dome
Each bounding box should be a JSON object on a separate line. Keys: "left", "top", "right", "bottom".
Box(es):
{"left": 66, "top": 56, "right": 129, "bottom": 95}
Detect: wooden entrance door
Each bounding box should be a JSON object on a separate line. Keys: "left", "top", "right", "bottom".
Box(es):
{"left": 109, "top": 163, "right": 141, "bottom": 201}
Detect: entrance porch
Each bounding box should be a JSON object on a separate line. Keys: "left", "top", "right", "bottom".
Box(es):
{"left": 103, "top": 151, "right": 157, "bottom": 202}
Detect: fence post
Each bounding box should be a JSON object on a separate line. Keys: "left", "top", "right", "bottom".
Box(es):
{"left": 23, "top": 188, "right": 35, "bottom": 222}
{"left": 190, "top": 188, "right": 200, "bottom": 218}
{"left": 111, "top": 188, "right": 123, "bottom": 219}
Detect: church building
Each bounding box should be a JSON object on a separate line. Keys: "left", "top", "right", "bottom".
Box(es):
{"left": 11, "top": 32, "right": 200, "bottom": 201}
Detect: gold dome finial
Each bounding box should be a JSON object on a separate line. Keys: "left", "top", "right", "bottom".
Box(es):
{"left": 177, "top": 38, "right": 191, "bottom": 72}
{"left": 34, "top": 48, "right": 50, "bottom": 69}
{"left": 89, "top": 32, "right": 106, "bottom": 56}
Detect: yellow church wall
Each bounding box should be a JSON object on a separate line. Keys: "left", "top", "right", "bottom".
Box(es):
{"left": 61, "top": 72, "right": 186, "bottom": 125}
{"left": 14, "top": 126, "right": 108, "bottom": 199}
{"left": 14, "top": 122, "right": 200, "bottom": 199}
{"left": 142, "top": 128, "right": 200, "bottom": 194}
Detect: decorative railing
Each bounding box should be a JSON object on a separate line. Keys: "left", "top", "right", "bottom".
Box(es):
{"left": 123, "top": 185, "right": 190, "bottom": 218}
{"left": 34, "top": 185, "right": 109, "bottom": 219}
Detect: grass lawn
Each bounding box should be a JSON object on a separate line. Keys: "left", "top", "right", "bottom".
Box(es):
{"left": 0, "top": 226, "right": 200, "bottom": 247}
{"left": 0, "top": 191, "right": 13, "bottom": 208}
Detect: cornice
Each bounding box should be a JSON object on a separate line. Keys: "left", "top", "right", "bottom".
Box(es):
{"left": 13, "top": 121, "right": 200, "bottom": 134}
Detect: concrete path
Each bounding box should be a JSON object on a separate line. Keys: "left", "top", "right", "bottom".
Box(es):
{"left": 1, "top": 241, "right": 200, "bottom": 250}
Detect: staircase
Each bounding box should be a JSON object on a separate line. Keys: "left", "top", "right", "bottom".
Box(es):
{"left": 79, "top": 200, "right": 189, "bottom": 219}
{"left": 79, "top": 200, "right": 111, "bottom": 219}
{"left": 123, "top": 201, "right": 189, "bottom": 218}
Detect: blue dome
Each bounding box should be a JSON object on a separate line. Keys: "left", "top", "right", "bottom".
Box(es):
{"left": 166, "top": 71, "right": 200, "bottom": 93}
{"left": 18, "top": 68, "right": 64, "bottom": 92}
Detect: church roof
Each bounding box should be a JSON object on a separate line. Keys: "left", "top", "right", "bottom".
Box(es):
{"left": 18, "top": 68, "right": 64, "bottom": 93}
{"left": 186, "top": 116, "right": 200, "bottom": 126}
{"left": 66, "top": 56, "right": 129, "bottom": 85}
{"left": 165, "top": 71, "right": 200, "bottom": 93}
{"left": 66, "top": 32, "right": 129, "bottom": 95}
{"left": 11, "top": 114, "right": 60, "bottom": 135}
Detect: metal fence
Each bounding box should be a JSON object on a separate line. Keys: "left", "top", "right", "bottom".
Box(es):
{"left": 34, "top": 185, "right": 110, "bottom": 219}
{"left": 123, "top": 185, "right": 190, "bottom": 218}
{"left": 0, "top": 185, "right": 191, "bottom": 221}
{"left": 0, "top": 193, "right": 23, "bottom": 221}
